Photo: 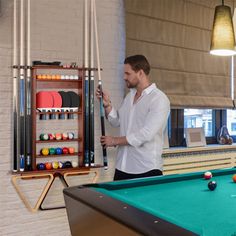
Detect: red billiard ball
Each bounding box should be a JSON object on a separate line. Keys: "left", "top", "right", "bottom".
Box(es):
{"left": 204, "top": 171, "right": 212, "bottom": 180}
{"left": 208, "top": 180, "right": 217, "bottom": 191}
{"left": 62, "top": 147, "right": 69, "bottom": 154}
{"left": 232, "top": 174, "right": 236, "bottom": 183}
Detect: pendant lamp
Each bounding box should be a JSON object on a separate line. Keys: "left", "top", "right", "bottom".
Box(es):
{"left": 210, "top": 0, "right": 236, "bottom": 56}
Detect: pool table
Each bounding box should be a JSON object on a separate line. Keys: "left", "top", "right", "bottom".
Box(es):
{"left": 63, "top": 168, "right": 236, "bottom": 236}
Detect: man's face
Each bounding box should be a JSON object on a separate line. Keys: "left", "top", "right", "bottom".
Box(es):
{"left": 124, "top": 64, "right": 140, "bottom": 88}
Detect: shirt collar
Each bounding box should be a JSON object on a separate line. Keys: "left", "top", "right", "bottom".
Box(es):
{"left": 130, "top": 83, "right": 156, "bottom": 96}
{"left": 144, "top": 83, "right": 156, "bottom": 95}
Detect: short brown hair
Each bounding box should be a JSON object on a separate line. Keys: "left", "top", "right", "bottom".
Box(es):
{"left": 124, "top": 55, "right": 150, "bottom": 75}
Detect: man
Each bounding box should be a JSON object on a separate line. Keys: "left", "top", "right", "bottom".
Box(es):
{"left": 96, "top": 55, "right": 170, "bottom": 181}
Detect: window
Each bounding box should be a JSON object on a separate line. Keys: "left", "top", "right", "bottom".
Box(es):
{"left": 184, "top": 109, "right": 213, "bottom": 137}
{"left": 169, "top": 109, "right": 224, "bottom": 147}
{"left": 227, "top": 110, "right": 236, "bottom": 136}
{"left": 231, "top": 123, "right": 236, "bottom": 132}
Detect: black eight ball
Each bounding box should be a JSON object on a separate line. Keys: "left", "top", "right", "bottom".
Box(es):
{"left": 208, "top": 180, "right": 217, "bottom": 191}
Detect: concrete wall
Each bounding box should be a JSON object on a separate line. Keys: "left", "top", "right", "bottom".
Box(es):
{"left": 0, "top": 0, "right": 125, "bottom": 235}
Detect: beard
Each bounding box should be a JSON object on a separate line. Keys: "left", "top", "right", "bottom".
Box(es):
{"left": 126, "top": 81, "right": 137, "bottom": 89}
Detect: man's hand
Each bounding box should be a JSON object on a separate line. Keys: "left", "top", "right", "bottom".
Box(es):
{"left": 100, "top": 136, "right": 116, "bottom": 148}
{"left": 96, "top": 87, "right": 111, "bottom": 109}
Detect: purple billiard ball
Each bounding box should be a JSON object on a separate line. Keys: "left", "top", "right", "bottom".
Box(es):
{"left": 208, "top": 180, "right": 217, "bottom": 191}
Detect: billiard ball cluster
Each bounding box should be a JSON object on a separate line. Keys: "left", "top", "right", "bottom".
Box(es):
{"left": 204, "top": 171, "right": 217, "bottom": 191}
{"left": 39, "top": 132, "right": 75, "bottom": 141}
{"left": 37, "top": 160, "right": 78, "bottom": 170}
{"left": 36, "top": 74, "right": 79, "bottom": 80}
{"left": 204, "top": 172, "right": 236, "bottom": 191}
{"left": 40, "top": 147, "right": 75, "bottom": 156}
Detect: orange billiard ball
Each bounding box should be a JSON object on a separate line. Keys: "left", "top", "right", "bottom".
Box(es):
{"left": 45, "top": 162, "right": 52, "bottom": 170}
{"left": 232, "top": 174, "right": 236, "bottom": 183}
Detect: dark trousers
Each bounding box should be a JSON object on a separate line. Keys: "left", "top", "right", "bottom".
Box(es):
{"left": 114, "top": 168, "right": 163, "bottom": 181}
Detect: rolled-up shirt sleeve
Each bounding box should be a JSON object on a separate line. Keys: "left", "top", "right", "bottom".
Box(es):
{"left": 107, "top": 107, "right": 120, "bottom": 127}
{"left": 126, "top": 97, "right": 170, "bottom": 147}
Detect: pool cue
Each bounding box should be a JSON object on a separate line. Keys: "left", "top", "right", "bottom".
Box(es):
{"left": 19, "top": 0, "right": 26, "bottom": 172}
{"left": 89, "top": 0, "right": 95, "bottom": 166}
{"left": 84, "top": 0, "right": 90, "bottom": 167}
{"left": 13, "top": 0, "right": 19, "bottom": 172}
{"left": 25, "top": 0, "right": 32, "bottom": 171}
{"left": 93, "top": 0, "right": 108, "bottom": 169}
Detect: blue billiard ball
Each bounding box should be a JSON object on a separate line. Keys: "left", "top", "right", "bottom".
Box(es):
{"left": 208, "top": 180, "right": 217, "bottom": 191}
{"left": 55, "top": 147, "right": 62, "bottom": 155}
{"left": 37, "top": 163, "right": 45, "bottom": 170}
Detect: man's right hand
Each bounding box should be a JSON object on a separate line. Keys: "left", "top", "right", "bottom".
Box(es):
{"left": 96, "top": 87, "right": 111, "bottom": 109}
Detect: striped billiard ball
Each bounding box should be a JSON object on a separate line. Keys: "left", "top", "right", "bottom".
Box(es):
{"left": 204, "top": 171, "right": 212, "bottom": 180}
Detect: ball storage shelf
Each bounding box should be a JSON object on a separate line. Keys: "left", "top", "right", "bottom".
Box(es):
{"left": 31, "top": 65, "right": 85, "bottom": 171}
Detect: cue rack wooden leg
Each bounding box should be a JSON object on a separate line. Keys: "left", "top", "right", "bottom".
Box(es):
{"left": 11, "top": 170, "right": 99, "bottom": 212}
{"left": 39, "top": 170, "right": 99, "bottom": 210}
{"left": 39, "top": 173, "right": 69, "bottom": 211}
{"left": 11, "top": 173, "right": 54, "bottom": 213}
{"left": 63, "top": 170, "right": 98, "bottom": 186}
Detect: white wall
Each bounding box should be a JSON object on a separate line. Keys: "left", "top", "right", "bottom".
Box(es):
{"left": 0, "top": 0, "right": 125, "bottom": 235}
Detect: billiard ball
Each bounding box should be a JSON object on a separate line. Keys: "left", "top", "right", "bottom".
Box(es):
{"left": 52, "top": 161, "right": 59, "bottom": 169}
{"left": 64, "top": 161, "right": 72, "bottom": 168}
{"left": 62, "top": 147, "right": 69, "bottom": 154}
{"left": 37, "top": 163, "right": 45, "bottom": 170}
{"left": 204, "top": 171, "right": 212, "bottom": 180}
{"left": 68, "top": 132, "right": 74, "bottom": 140}
{"left": 48, "top": 133, "right": 55, "bottom": 140}
{"left": 45, "top": 162, "right": 52, "bottom": 170}
{"left": 72, "top": 160, "right": 78, "bottom": 168}
{"left": 62, "top": 133, "right": 68, "bottom": 140}
{"left": 49, "top": 148, "right": 55, "bottom": 155}
{"left": 58, "top": 161, "right": 64, "bottom": 169}
{"left": 232, "top": 174, "right": 236, "bottom": 183}
{"left": 55, "top": 133, "right": 62, "bottom": 140}
{"left": 208, "top": 181, "right": 217, "bottom": 191}
{"left": 40, "top": 133, "right": 49, "bottom": 141}
{"left": 55, "top": 147, "right": 62, "bottom": 155}
{"left": 41, "top": 148, "right": 49, "bottom": 156}
{"left": 68, "top": 147, "right": 75, "bottom": 154}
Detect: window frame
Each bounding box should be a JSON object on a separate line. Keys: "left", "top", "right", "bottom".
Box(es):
{"left": 169, "top": 109, "right": 226, "bottom": 147}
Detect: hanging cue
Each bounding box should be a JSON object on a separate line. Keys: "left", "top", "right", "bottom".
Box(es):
{"left": 93, "top": 0, "right": 108, "bottom": 169}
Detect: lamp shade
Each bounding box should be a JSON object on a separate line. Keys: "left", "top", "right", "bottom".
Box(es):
{"left": 210, "top": 5, "right": 236, "bottom": 56}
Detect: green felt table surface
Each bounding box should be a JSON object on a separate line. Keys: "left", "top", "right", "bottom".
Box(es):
{"left": 93, "top": 168, "right": 236, "bottom": 236}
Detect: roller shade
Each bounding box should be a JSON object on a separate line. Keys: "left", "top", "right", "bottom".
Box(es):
{"left": 125, "top": 0, "right": 234, "bottom": 109}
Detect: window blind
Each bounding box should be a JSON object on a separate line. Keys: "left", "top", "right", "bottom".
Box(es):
{"left": 125, "top": 0, "right": 234, "bottom": 108}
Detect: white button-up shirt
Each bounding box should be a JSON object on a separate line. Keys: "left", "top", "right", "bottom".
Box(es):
{"left": 107, "top": 83, "right": 170, "bottom": 174}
